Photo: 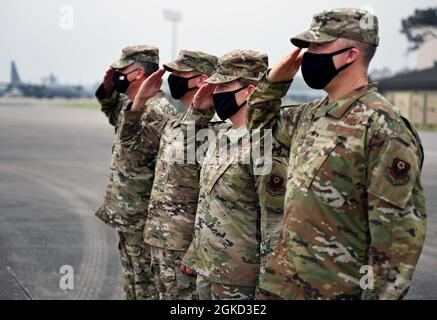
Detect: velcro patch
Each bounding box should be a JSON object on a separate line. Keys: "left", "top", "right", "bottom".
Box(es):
{"left": 386, "top": 157, "right": 411, "bottom": 185}
{"left": 266, "top": 175, "right": 285, "bottom": 196}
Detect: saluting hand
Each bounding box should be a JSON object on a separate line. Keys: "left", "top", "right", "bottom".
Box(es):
{"left": 103, "top": 68, "right": 115, "bottom": 94}
{"left": 192, "top": 83, "right": 217, "bottom": 110}
{"left": 268, "top": 48, "right": 303, "bottom": 83}
{"left": 131, "top": 68, "right": 165, "bottom": 111}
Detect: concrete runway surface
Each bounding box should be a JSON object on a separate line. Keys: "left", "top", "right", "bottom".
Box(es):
{"left": 0, "top": 100, "right": 436, "bottom": 300}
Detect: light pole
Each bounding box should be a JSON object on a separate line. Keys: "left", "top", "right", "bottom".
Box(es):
{"left": 163, "top": 9, "right": 182, "bottom": 60}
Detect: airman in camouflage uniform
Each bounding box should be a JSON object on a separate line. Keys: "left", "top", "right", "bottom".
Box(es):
{"left": 95, "top": 45, "right": 178, "bottom": 299}
{"left": 181, "top": 50, "right": 288, "bottom": 300}
{"left": 247, "top": 8, "right": 427, "bottom": 300}
{"left": 118, "top": 50, "right": 218, "bottom": 299}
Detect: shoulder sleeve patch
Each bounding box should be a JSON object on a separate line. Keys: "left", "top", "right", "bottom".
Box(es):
{"left": 266, "top": 175, "right": 285, "bottom": 196}
{"left": 387, "top": 157, "right": 411, "bottom": 185}
{"left": 368, "top": 138, "right": 419, "bottom": 209}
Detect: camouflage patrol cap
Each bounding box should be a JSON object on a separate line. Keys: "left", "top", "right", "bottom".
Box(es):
{"left": 291, "top": 8, "right": 379, "bottom": 48}
{"left": 163, "top": 50, "right": 218, "bottom": 75}
{"left": 110, "top": 44, "right": 159, "bottom": 69}
{"left": 206, "top": 50, "right": 268, "bottom": 84}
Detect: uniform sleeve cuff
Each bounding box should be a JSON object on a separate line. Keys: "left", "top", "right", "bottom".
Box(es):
{"left": 119, "top": 110, "right": 144, "bottom": 140}
{"left": 258, "top": 70, "right": 293, "bottom": 98}
{"left": 122, "top": 110, "right": 143, "bottom": 122}
{"left": 181, "top": 104, "right": 215, "bottom": 127}
{"left": 95, "top": 83, "right": 116, "bottom": 102}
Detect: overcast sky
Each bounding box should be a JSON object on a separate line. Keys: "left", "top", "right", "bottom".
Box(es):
{"left": 1, "top": 0, "right": 436, "bottom": 86}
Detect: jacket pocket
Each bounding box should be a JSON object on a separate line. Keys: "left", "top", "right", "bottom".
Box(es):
{"left": 301, "top": 136, "right": 342, "bottom": 189}
{"left": 207, "top": 156, "right": 236, "bottom": 194}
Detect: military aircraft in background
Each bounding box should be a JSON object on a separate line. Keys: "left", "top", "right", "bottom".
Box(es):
{"left": 0, "top": 61, "right": 92, "bottom": 99}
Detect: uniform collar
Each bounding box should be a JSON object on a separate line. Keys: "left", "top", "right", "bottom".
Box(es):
{"left": 223, "top": 124, "right": 248, "bottom": 140}
{"left": 313, "top": 82, "right": 378, "bottom": 120}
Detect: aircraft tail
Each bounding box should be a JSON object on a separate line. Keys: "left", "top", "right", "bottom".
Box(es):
{"left": 11, "top": 61, "right": 21, "bottom": 84}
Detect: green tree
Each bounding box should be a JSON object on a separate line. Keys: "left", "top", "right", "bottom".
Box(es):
{"left": 401, "top": 7, "right": 437, "bottom": 51}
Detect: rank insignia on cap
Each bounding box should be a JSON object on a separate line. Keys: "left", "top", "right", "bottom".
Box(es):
{"left": 266, "top": 175, "right": 285, "bottom": 196}
{"left": 386, "top": 157, "right": 411, "bottom": 185}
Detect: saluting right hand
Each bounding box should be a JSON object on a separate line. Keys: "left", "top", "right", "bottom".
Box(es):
{"left": 268, "top": 48, "right": 304, "bottom": 83}
{"left": 136, "top": 68, "right": 165, "bottom": 100}
{"left": 131, "top": 68, "right": 166, "bottom": 111}
{"left": 103, "top": 68, "right": 115, "bottom": 94}
{"left": 192, "top": 83, "right": 217, "bottom": 110}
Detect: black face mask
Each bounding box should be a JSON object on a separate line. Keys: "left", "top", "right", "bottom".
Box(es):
{"left": 111, "top": 68, "right": 139, "bottom": 93}
{"left": 213, "top": 86, "right": 248, "bottom": 121}
{"left": 167, "top": 74, "right": 202, "bottom": 99}
{"left": 301, "top": 47, "right": 355, "bottom": 90}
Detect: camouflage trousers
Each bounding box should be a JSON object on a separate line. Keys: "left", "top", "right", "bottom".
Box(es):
{"left": 149, "top": 246, "right": 197, "bottom": 300}
{"left": 117, "top": 231, "right": 156, "bottom": 300}
{"left": 196, "top": 274, "right": 256, "bottom": 300}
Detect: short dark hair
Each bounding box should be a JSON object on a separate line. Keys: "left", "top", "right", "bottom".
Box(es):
{"left": 134, "top": 61, "right": 159, "bottom": 76}
{"left": 238, "top": 78, "right": 259, "bottom": 87}
{"left": 342, "top": 39, "right": 377, "bottom": 68}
